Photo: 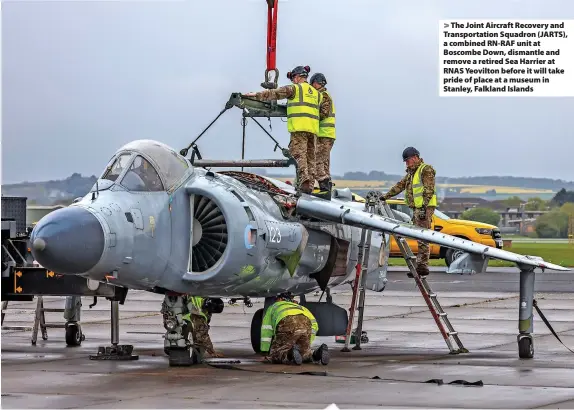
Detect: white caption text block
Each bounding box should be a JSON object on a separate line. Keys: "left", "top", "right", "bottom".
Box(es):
{"left": 439, "top": 20, "right": 574, "bottom": 97}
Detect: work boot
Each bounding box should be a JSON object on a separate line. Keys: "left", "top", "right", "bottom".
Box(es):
{"left": 317, "top": 179, "right": 332, "bottom": 200}
{"left": 287, "top": 345, "right": 303, "bottom": 365}
{"left": 300, "top": 181, "right": 312, "bottom": 194}
{"left": 408, "top": 267, "right": 430, "bottom": 278}
{"left": 312, "top": 343, "right": 330, "bottom": 365}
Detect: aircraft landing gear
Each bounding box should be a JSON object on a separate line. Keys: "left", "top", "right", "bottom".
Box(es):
{"left": 161, "top": 294, "right": 199, "bottom": 366}
{"left": 63, "top": 296, "right": 85, "bottom": 346}
{"left": 517, "top": 266, "right": 536, "bottom": 359}
{"left": 89, "top": 299, "right": 138, "bottom": 361}
{"left": 65, "top": 322, "right": 85, "bottom": 346}
{"left": 228, "top": 297, "right": 253, "bottom": 308}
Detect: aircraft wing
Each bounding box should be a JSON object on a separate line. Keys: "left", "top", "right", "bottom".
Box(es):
{"left": 296, "top": 195, "right": 571, "bottom": 272}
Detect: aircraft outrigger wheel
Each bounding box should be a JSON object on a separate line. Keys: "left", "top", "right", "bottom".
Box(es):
{"left": 89, "top": 300, "right": 139, "bottom": 361}
{"left": 65, "top": 321, "right": 85, "bottom": 347}
{"left": 518, "top": 334, "right": 534, "bottom": 359}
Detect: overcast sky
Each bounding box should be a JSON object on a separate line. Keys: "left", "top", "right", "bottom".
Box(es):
{"left": 2, "top": 0, "right": 573, "bottom": 184}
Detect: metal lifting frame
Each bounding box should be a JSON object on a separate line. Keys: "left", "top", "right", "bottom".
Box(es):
{"left": 341, "top": 198, "right": 468, "bottom": 355}
{"left": 179, "top": 93, "right": 293, "bottom": 172}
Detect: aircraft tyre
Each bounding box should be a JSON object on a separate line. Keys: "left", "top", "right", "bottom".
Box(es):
{"left": 65, "top": 322, "right": 85, "bottom": 346}
{"left": 445, "top": 248, "right": 464, "bottom": 267}
{"left": 167, "top": 347, "right": 200, "bottom": 366}
{"left": 518, "top": 335, "right": 534, "bottom": 359}
{"left": 250, "top": 308, "right": 264, "bottom": 354}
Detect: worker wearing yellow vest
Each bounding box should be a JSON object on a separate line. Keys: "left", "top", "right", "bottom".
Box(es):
{"left": 260, "top": 293, "right": 330, "bottom": 365}
{"left": 182, "top": 296, "right": 224, "bottom": 358}
{"left": 310, "top": 73, "right": 336, "bottom": 199}
{"left": 378, "top": 147, "right": 437, "bottom": 277}
{"left": 244, "top": 65, "right": 321, "bottom": 194}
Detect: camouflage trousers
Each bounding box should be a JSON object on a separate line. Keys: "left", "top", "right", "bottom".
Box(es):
{"left": 188, "top": 314, "right": 216, "bottom": 355}
{"left": 413, "top": 206, "right": 435, "bottom": 274}
{"left": 268, "top": 314, "right": 314, "bottom": 364}
{"left": 289, "top": 131, "right": 316, "bottom": 192}
{"left": 315, "top": 137, "right": 334, "bottom": 183}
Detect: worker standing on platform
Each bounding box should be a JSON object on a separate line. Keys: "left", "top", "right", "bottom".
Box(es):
{"left": 183, "top": 296, "right": 224, "bottom": 359}
{"left": 310, "top": 73, "right": 336, "bottom": 199}
{"left": 378, "top": 147, "right": 437, "bottom": 278}
{"left": 243, "top": 65, "right": 320, "bottom": 194}
{"left": 260, "top": 293, "right": 330, "bottom": 365}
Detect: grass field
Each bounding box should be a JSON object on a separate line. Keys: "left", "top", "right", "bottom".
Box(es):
{"left": 387, "top": 243, "right": 574, "bottom": 268}
{"left": 453, "top": 185, "right": 554, "bottom": 194}
{"left": 274, "top": 178, "right": 554, "bottom": 195}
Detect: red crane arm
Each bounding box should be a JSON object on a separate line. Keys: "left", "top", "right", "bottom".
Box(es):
{"left": 261, "top": 0, "right": 279, "bottom": 89}
{"left": 266, "top": 0, "right": 278, "bottom": 71}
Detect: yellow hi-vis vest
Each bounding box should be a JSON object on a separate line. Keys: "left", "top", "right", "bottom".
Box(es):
{"left": 260, "top": 301, "right": 318, "bottom": 353}
{"left": 182, "top": 296, "right": 208, "bottom": 321}
{"left": 318, "top": 90, "right": 336, "bottom": 139}
{"left": 287, "top": 82, "right": 320, "bottom": 135}
{"left": 412, "top": 163, "right": 437, "bottom": 208}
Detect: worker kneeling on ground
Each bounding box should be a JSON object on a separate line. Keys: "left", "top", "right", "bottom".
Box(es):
{"left": 183, "top": 296, "right": 224, "bottom": 359}
{"left": 260, "top": 293, "right": 330, "bottom": 365}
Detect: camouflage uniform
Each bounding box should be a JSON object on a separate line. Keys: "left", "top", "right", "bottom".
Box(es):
{"left": 185, "top": 297, "right": 218, "bottom": 357}
{"left": 254, "top": 85, "right": 316, "bottom": 192}
{"left": 380, "top": 159, "right": 436, "bottom": 275}
{"left": 268, "top": 315, "right": 314, "bottom": 364}
{"left": 315, "top": 87, "right": 334, "bottom": 185}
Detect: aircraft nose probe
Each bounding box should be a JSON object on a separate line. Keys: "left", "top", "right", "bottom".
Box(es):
{"left": 30, "top": 206, "right": 106, "bottom": 274}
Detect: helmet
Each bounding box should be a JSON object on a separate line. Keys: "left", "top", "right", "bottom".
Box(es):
{"left": 310, "top": 73, "right": 327, "bottom": 86}
{"left": 286, "top": 65, "right": 311, "bottom": 80}
{"left": 402, "top": 146, "right": 420, "bottom": 161}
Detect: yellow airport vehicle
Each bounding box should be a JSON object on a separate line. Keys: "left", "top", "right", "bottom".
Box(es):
{"left": 348, "top": 194, "right": 502, "bottom": 266}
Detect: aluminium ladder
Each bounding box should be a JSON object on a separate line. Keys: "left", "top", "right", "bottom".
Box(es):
{"left": 379, "top": 200, "right": 468, "bottom": 354}
{"left": 342, "top": 198, "right": 468, "bottom": 355}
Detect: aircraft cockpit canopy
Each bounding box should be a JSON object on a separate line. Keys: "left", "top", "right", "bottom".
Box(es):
{"left": 99, "top": 140, "right": 191, "bottom": 192}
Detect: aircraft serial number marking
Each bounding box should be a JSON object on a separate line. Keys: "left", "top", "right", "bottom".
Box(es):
{"left": 269, "top": 226, "right": 282, "bottom": 243}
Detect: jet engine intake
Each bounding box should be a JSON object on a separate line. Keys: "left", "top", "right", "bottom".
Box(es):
{"left": 191, "top": 194, "right": 228, "bottom": 272}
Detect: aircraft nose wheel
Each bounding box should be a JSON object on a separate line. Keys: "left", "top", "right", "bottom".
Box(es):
{"left": 518, "top": 335, "right": 534, "bottom": 359}
{"left": 65, "top": 322, "right": 85, "bottom": 346}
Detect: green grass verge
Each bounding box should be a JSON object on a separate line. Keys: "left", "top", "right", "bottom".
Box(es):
{"left": 387, "top": 243, "right": 574, "bottom": 268}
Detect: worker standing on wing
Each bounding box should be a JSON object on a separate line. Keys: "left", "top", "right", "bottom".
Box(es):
{"left": 183, "top": 296, "right": 224, "bottom": 359}
{"left": 243, "top": 65, "right": 320, "bottom": 194}
{"left": 378, "top": 147, "right": 437, "bottom": 278}
{"left": 260, "top": 293, "right": 330, "bottom": 365}
{"left": 310, "top": 73, "right": 336, "bottom": 200}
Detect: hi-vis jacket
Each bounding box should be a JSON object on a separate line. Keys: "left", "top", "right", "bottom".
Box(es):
{"left": 260, "top": 301, "right": 318, "bottom": 352}
{"left": 286, "top": 82, "right": 321, "bottom": 135}
{"left": 182, "top": 296, "right": 208, "bottom": 322}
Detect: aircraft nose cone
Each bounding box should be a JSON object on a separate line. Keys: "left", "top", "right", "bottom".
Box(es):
{"left": 30, "top": 206, "right": 105, "bottom": 274}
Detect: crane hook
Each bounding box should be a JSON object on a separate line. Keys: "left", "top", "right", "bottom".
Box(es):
{"left": 261, "top": 68, "right": 279, "bottom": 89}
